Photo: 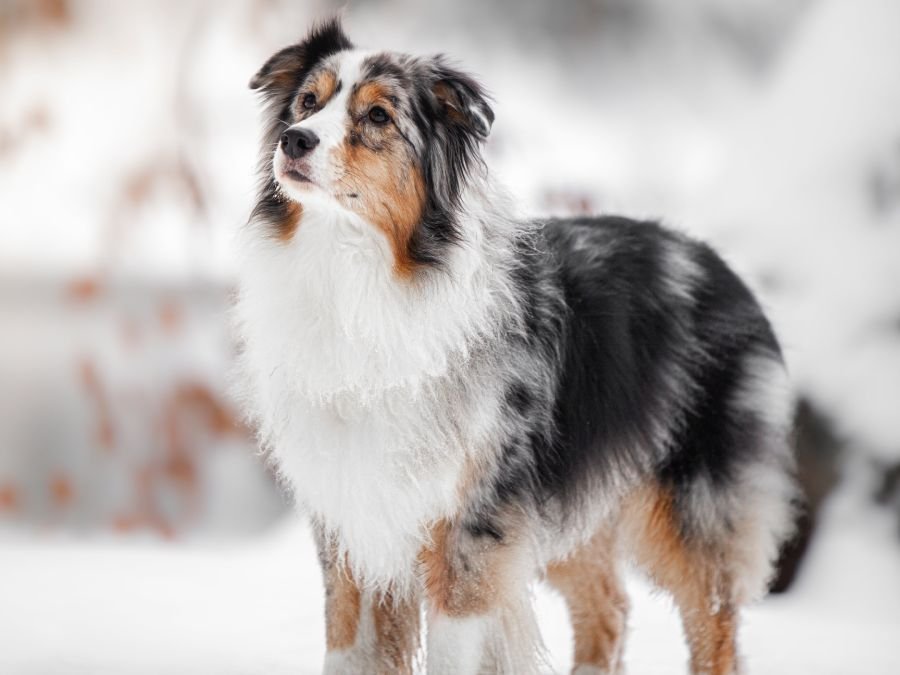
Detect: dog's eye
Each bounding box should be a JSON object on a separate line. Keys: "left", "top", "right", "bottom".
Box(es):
{"left": 368, "top": 106, "right": 389, "bottom": 124}
{"left": 302, "top": 93, "right": 317, "bottom": 110}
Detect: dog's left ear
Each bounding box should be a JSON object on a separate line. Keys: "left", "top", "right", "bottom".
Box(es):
{"left": 430, "top": 60, "right": 494, "bottom": 140}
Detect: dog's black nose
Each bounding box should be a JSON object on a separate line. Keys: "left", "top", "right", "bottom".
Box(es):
{"left": 281, "top": 128, "right": 320, "bottom": 159}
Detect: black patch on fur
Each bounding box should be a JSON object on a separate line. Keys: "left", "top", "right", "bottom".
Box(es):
{"left": 658, "top": 243, "right": 782, "bottom": 492}
{"left": 480, "top": 216, "right": 788, "bottom": 524}
{"left": 249, "top": 181, "right": 290, "bottom": 224}
{"left": 534, "top": 218, "right": 687, "bottom": 503}
{"left": 505, "top": 382, "right": 534, "bottom": 416}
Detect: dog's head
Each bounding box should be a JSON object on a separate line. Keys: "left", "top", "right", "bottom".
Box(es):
{"left": 249, "top": 19, "right": 494, "bottom": 275}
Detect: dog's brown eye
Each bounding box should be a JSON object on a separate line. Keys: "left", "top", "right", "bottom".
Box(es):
{"left": 368, "top": 106, "right": 389, "bottom": 124}
{"left": 302, "top": 93, "right": 317, "bottom": 110}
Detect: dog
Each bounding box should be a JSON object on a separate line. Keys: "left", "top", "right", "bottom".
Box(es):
{"left": 235, "top": 18, "right": 798, "bottom": 675}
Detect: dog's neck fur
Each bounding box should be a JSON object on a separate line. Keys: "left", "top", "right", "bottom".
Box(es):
{"left": 236, "top": 175, "right": 524, "bottom": 407}
{"left": 235, "top": 176, "right": 529, "bottom": 588}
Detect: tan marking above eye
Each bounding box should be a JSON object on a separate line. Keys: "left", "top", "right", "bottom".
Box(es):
{"left": 295, "top": 69, "right": 338, "bottom": 116}
{"left": 350, "top": 81, "right": 397, "bottom": 119}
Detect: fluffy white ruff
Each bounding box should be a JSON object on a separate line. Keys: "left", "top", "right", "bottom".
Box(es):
{"left": 237, "top": 190, "right": 507, "bottom": 403}
{"left": 235, "top": 187, "right": 521, "bottom": 589}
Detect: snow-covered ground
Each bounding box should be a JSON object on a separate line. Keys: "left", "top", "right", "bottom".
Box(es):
{"left": 2, "top": 476, "right": 897, "bottom": 675}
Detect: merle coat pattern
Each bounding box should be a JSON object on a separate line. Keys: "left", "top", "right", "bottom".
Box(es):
{"left": 236, "top": 19, "right": 797, "bottom": 675}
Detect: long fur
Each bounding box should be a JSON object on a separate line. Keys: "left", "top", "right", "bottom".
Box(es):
{"left": 236, "top": 18, "right": 798, "bottom": 674}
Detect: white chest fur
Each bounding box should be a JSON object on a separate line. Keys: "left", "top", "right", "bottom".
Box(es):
{"left": 235, "top": 197, "right": 509, "bottom": 587}
{"left": 274, "top": 390, "right": 473, "bottom": 586}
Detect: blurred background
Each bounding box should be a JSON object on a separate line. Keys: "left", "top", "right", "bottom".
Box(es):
{"left": 1, "top": 0, "right": 898, "bottom": 673}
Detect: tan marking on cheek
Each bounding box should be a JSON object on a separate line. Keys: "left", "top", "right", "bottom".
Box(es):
{"left": 272, "top": 201, "right": 302, "bottom": 243}
{"left": 334, "top": 136, "right": 426, "bottom": 277}
{"left": 323, "top": 557, "right": 362, "bottom": 651}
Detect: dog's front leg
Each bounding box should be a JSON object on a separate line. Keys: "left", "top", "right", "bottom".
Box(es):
{"left": 420, "top": 518, "right": 540, "bottom": 675}
{"left": 315, "top": 526, "right": 420, "bottom": 675}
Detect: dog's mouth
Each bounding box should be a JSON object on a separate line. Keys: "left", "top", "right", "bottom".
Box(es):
{"left": 284, "top": 169, "right": 312, "bottom": 184}
{"left": 275, "top": 151, "right": 319, "bottom": 191}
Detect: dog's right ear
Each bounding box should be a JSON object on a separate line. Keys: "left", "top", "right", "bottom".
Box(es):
{"left": 249, "top": 44, "right": 305, "bottom": 92}
{"left": 249, "top": 18, "right": 353, "bottom": 95}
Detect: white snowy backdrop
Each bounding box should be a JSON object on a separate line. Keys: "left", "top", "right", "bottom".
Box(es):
{"left": 0, "top": 0, "right": 898, "bottom": 673}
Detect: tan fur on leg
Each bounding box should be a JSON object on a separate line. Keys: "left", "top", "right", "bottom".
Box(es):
{"left": 321, "top": 548, "right": 362, "bottom": 651}
{"left": 317, "top": 529, "right": 420, "bottom": 674}
{"left": 620, "top": 485, "right": 740, "bottom": 675}
{"left": 419, "top": 518, "right": 520, "bottom": 617}
{"left": 372, "top": 590, "right": 420, "bottom": 675}
{"left": 546, "top": 529, "right": 629, "bottom": 674}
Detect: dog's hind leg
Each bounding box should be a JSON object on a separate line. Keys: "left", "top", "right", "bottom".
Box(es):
{"left": 545, "top": 528, "right": 629, "bottom": 675}
{"left": 621, "top": 485, "right": 742, "bottom": 675}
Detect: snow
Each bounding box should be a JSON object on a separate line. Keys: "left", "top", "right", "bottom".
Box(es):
{"left": 1, "top": 477, "right": 897, "bottom": 674}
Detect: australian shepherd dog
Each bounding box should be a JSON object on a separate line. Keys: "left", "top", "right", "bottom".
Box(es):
{"left": 236, "top": 19, "right": 797, "bottom": 675}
